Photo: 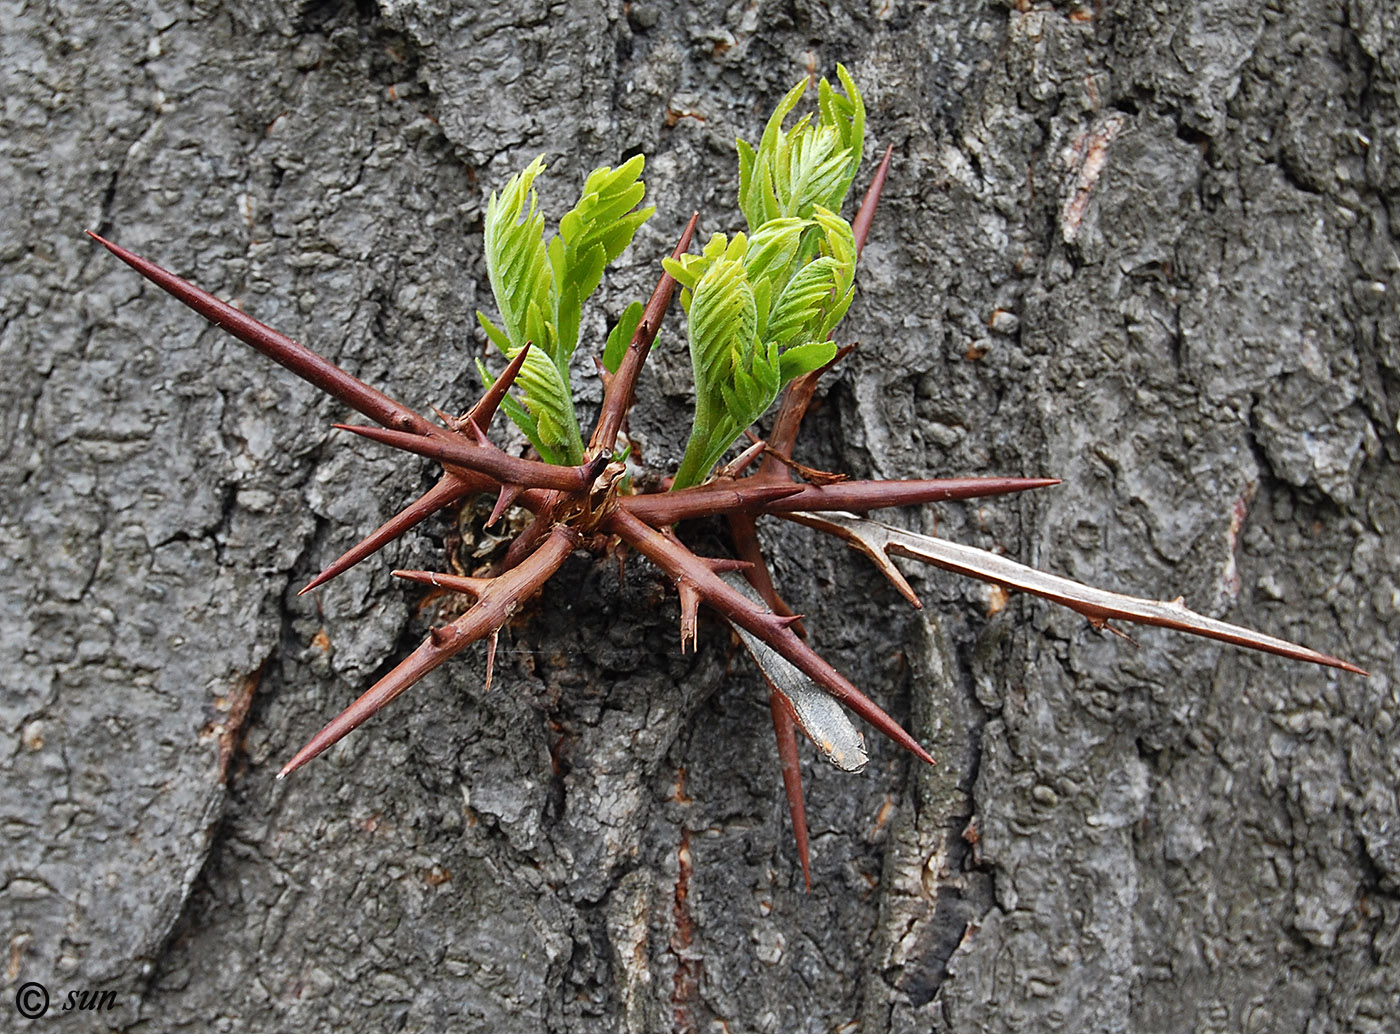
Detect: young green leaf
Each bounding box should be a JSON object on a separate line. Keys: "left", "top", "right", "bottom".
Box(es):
{"left": 551, "top": 154, "right": 655, "bottom": 366}
{"left": 483, "top": 157, "right": 556, "bottom": 357}
{"left": 736, "top": 64, "right": 864, "bottom": 233}
{"left": 776, "top": 340, "right": 838, "bottom": 383}
{"left": 602, "top": 300, "right": 645, "bottom": 375}
{"left": 667, "top": 206, "right": 856, "bottom": 489}
{"left": 742, "top": 216, "right": 809, "bottom": 299}
{"left": 765, "top": 207, "right": 856, "bottom": 348}
{"left": 480, "top": 157, "right": 581, "bottom": 463}
{"left": 478, "top": 155, "right": 654, "bottom": 465}
{"left": 671, "top": 251, "right": 782, "bottom": 489}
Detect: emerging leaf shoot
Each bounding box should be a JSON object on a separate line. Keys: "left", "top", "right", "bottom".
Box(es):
{"left": 737, "top": 65, "right": 864, "bottom": 251}
{"left": 665, "top": 65, "right": 863, "bottom": 491}
{"left": 663, "top": 211, "right": 853, "bottom": 488}
{"left": 477, "top": 155, "right": 654, "bottom": 463}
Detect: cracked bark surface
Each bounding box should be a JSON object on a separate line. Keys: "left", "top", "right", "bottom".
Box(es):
{"left": 2, "top": 1, "right": 1397, "bottom": 1031}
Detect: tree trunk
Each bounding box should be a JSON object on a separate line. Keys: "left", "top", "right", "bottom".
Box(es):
{"left": 3, "top": 1, "right": 1397, "bottom": 1031}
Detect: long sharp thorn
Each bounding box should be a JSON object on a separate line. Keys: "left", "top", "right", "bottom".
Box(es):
{"left": 728, "top": 513, "right": 803, "bottom": 632}
{"left": 488, "top": 483, "right": 523, "bottom": 527}
{"left": 334, "top": 423, "right": 598, "bottom": 491}
{"left": 802, "top": 511, "right": 1370, "bottom": 677}
{"left": 609, "top": 508, "right": 935, "bottom": 765}
{"left": 300, "top": 472, "right": 480, "bottom": 595}
{"left": 761, "top": 344, "right": 858, "bottom": 475}
{"left": 619, "top": 481, "right": 805, "bottom": 525}
{"left": 484, "top": 628, "right": 499, "bottom": 693}
{"left": 465, "top": 342, "right": 531, "bottom": 430}
{"left": 877, "top": 530, "right": 1371, "bottom": 675}
{"left": 760, "top": 477, "right": 1062, "bottom": 514}
{"left": 590, "top": 212, "right": 698, "bottom": 453}
{"left": 276, "top": 632, "right": 458, "bottom": 778}
{"left": 278, "top": 525, "right": 579, "bottom": 778}
{"left": 716, "top": 438, "right": 767, "bottom": 479}
{"left": 851, "top": 144, "right": 894, "bottom": 257}
{"left": 392, "top": 569, "right": 493, "bottom": 597}
{"left": 770, "top": 692, "right": 811, "bottom": 891}
{"left": 87, "top": 231, "right": 437, "bottom": 436}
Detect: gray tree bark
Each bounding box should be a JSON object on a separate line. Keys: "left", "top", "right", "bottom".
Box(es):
{"left": 2, "top": 0, "right": 1397, "bottom": 1031}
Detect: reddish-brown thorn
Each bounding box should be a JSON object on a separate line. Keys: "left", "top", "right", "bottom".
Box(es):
{"left": 392, "top": 569, "right": 494, "bottom": 597}
{"left": 758, "top": 476, "right": 1062, "bottom": 515}
{"left": 589, "top": 212, "right": 699, "bottom": 454}
{"left": 619, "top": 476, "right": 1056, "bottom": 526}
{"left": 769, "top": 691, "right": 811, "bottom": 891}
{"left": 727, "top": 514, "right": 804, "bottom": 632}
{"left": 278, "top": 525, "right": 579, "bottom": 778}
{"left": 334, "top": 422, "right": 606, "bottom": 492}
{"left": 87, "top": 231, "right": 439, "bottom": 437}
{"left": 608, "top": 508, "right": 935, "bottom": 766}
{"left": 620, "top": 481, "right": 806, "bottom": 525}
{"left": 299, "top": 472, "right": 486, "bottom": 596}
{"left": 851, "top": 144, "right": 894, "bottom": 256}
{"left": 464, "top": 342, "right": 531, "bottom": 430}
{"left": 431, "top": 405, "right": 462, "bottom": 431}
{"left": 760, "top": 344, "right": 857, "bottom": 476}
{"left": 464, "top": 416, "right": 492, "bottom": 447}
{"left": 488, "top": 482, "right": 524, "bottom": 527}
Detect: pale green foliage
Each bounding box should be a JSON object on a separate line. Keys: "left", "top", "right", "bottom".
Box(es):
{"left": 602, "top": 300, "right": 645, "bottom": 375}
{"left": 470, "top": 69, "right": 863, "bottom": 481}
{"left": 737, "top": 65, "right": 864, "bottom": 258}
{"left": 663, "top": 207, "right": 856, "bottom": 489}
{"left": 477, "top": 155, "right": 653, "bottom": 464}
{"left": 660, "top": 67, "right": 865, "bottom": 489}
